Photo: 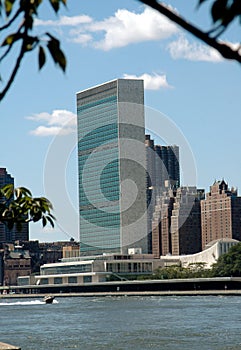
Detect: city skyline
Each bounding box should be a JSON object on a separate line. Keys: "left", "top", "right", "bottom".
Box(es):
{"left": 0, "top": 0, "right": 240, "bottom": 242}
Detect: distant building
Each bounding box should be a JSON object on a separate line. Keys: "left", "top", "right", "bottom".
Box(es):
{"left": 145, "top": 135, "right": 156, "bottom": 253}
{"left": 1, "top": 244, "right": 31, "bottom": 285}
{"left": 13, "top": 240, "right": 80, "bottom": 275}
{"left": 171, "top": 187, "right": 204, "bottom": 255}
{"left": 33, "top": 252, "right": 163, "bottom": 286}
{"left": 0, "top": 168, "right": 29, "bottom": 243}
{"left": 145, "top": 136, "right": 180, "bottom": 253}
{"left": 155, "top": 144, "right": 180, "bottom": 189}
{"left": 145, "top": 135, "right": 180, "bottom": 190}
{"left": 152, "top": 186, "right": 204, "bottom": 257}
{"left": 201, "top": 180, "right": 241, "bottom": 250}
{"left": 162, "top": 238, "right": 239, "bottom": 269}
{"left": 77, "top": 79, "right": 147, "bottom": 255}
{"left": 152, "top": 188, "right": 175, "bottom": 258}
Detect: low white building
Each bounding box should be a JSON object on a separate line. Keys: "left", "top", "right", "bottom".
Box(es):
{"left": 31, "top": 253, "right": 164, "bottom": 286}
{"left": 161, "top": 238, "right": 239, "bottom": 269}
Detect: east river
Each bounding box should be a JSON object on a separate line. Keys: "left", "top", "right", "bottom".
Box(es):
{"left": 0, "top": 295, "right": 241, "bottom": 349}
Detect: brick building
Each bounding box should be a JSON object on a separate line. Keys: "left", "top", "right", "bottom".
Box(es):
{"left": 152, "top": 186, "right": 204, "bottom": 257}
{"left": 171, "top": 187, "right": 204, "bottom": 255}
{"left": 1, "top": 244, "right": 31, "bottom": 286}
{"left": 201, "top": 180, "right": 241, "bottom": 250}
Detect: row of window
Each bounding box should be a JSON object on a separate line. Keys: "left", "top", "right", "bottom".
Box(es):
{"left": 79, "top": 123, "right": 118, "bottom": 140}
{"left": 79, "top": 187, "right": 119, "bottom": 201}
{"left": 79, "top": 138, "right": 118, "bottom": 153}
{"left": 40, "top": 275, "right": 92, "bottom": 285}
{"left": 80, "top": 166, "right": 119, "bottom": 179}
{"left": 80, "top": 203, "right": 120, "bottom": 212}
{"left": 79, "top": 146, "right": 119, "bottom": 163}
{"left": 106, "top": 262, "right": 152, "bottom": 273}
{"left": 78, "top": 109, "right": 118, "bottom": 131}
{"left": 80, "top": 189, "right": 119, "bottom": 199}
{"left": 77, "top": 95, "right": 117, "bottom": 112}
{"left": 41, "top": 264, "right": 92, "bottom": 275}
{"left": 79, "top": 169, "right": 119, "bottom": 183}
{"left": 79, "top": 196, "right": 120, "bottom": 209}
{"left": 80, "top": 208, "right": 120, "bottom": 219}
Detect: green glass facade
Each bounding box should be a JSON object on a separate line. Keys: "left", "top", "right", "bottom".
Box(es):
{"left": 77, "top": 79, "right": 147, "bottom": 256}
{"left": 77, "top": 89, "right": 121, "bottom": 254}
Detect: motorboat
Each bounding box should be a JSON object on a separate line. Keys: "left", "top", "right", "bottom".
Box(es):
{"left": 43, "top": 295, "right": 55, "bottom": 304}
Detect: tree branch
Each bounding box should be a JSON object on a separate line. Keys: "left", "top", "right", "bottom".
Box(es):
{"left": 0, "top": 8, "right": 22, "bottom": 31}
{"left": 139, "top": 0, "right": 241, "bottom": 64}
{"left": 0, "top": 41, "right": 26, "bottom": 101}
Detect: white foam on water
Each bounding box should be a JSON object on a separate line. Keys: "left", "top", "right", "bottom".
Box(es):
{"left": 0, "top": 299, "right": 59, "bottom": 306}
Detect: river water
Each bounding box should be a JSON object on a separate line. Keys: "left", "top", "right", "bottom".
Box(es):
{"left": 0, "top": 295, "right": 241, "bottom": 349}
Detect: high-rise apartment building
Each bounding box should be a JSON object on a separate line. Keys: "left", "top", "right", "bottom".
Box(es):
{"left": 0, "top": 168, "right": 29, "bottom": 242}
{"left": 152, "top": 186, "right": 204, "bottom": 257}
{"left": 171, "top": 187, "right": 204, "bottom": 256}
{"left": 145, "top": 135, "right": 180, "bottom": 253}
{"left": 145, "top": 135, "right": 180, "bottom": 190}
{"left": 0, "top": 168, "right": 14, "bottom": 242}
{"left": 152, "top": 188, "right": 175, "bottom": 258}
{"left": 155, "top": 144, "right": 180, "bottom": 189}
{"left": 201, "top": 180, "right": 241, "bottom": 250}
{"left": 76, "top": 79, "right": 147, "bottom": 255}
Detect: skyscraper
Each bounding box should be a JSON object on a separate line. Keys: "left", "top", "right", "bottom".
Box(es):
{"left": 155, "top": 144, "right": 180, "bottom": 189}
{"left": 171, "top": 187, "right": 204, "bottom": 255}
{"left": 0, "top": 168, "right": 29, "bottom": 243}
{"left": 145, "top": 135, "right": 180, "bottom": 253}
{"left": 145, "top": 135, "right": 180, "bottom": 190}
{"left": 0, "top": 168, "right": 14, "bottom": 242}
{"left": 76, "top": 79, "right": 147, "bottom": 255}
{"left": 152, "top": 186, "right": 204, "bottom": 257}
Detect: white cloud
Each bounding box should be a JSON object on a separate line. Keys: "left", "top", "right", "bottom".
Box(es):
{"left": 89, "top": 8, "right": 178, "bottom": 51}
{"left": 167, "top": 35, "right": 223, "bottom": 62}
{"left": 27, "top": 110, "right": 77, "bottom": 136}
{"left": 35, "top": 15, "right": 92, "bottom": 27}
{"left": 35, "top": 7, "right": 178, "bottom": 51}
{"left": 123, "top": 73, "right": 172, "bottom": 90}
{"left": 34, "top": 6, "right": 228, "bottom": 64}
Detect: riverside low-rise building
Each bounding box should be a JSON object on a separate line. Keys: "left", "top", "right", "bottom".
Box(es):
{"left": 17, "top": 252, "right": 164, "bottom": 286}
{"left": 17, "top": 239, "right": 240, "bottom": 287}
{"left": 160, "top": 238, "right": 239, "bottom": 269}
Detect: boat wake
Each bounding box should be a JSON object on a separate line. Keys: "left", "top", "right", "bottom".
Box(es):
{"left": 0, "top": 299, "right": 58, "bottom": 306}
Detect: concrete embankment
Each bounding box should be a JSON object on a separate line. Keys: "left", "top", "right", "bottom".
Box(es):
{"left": 2, "top": 277, "right": 241, "bottom": 298}
{"left": 1, "top": 290, "right": 241, "bottom": 299}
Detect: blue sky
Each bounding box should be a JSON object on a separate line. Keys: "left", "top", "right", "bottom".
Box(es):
{"left": 0, "top": 0, "right": 240, "bottom": 242}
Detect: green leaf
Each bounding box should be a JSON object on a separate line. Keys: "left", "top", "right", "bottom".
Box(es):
{"left": 4, "top": 0, "right": 16, "bottom": 16}
{"left": 38, "top": 45, "right": 46, "bottom": 70}
{"left": 42, "top": 216, "right": 47, "bottom": 227}
{"left": 211, "top": 0, "right": 228, "bottom": 23}
{"left": 0, "top": 183, "right": 14, "bottom": 199}
{"left": 15, "top": 186, "right": 32, "bottom": 199}
{"left": 1, "top": 33, "right": 22, "bottom": 46}
{"left": 0, "top": 184, "right": 55, "bottom": 229}
{"left": 47, "top": 215, "right": 55, "bottom": 228}
{"left": 47, "top": 36, "right": 66, "bottom": 72}
{"left": 49, "top": 0, "right": 60, "bottom": 13}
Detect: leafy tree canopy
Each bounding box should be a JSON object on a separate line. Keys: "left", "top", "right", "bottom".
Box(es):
{"left": 0, "top": 184, "right": 55, "bottom": 230}
{"left": 211, "top": 243, "right": 241, "bottom": 277}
